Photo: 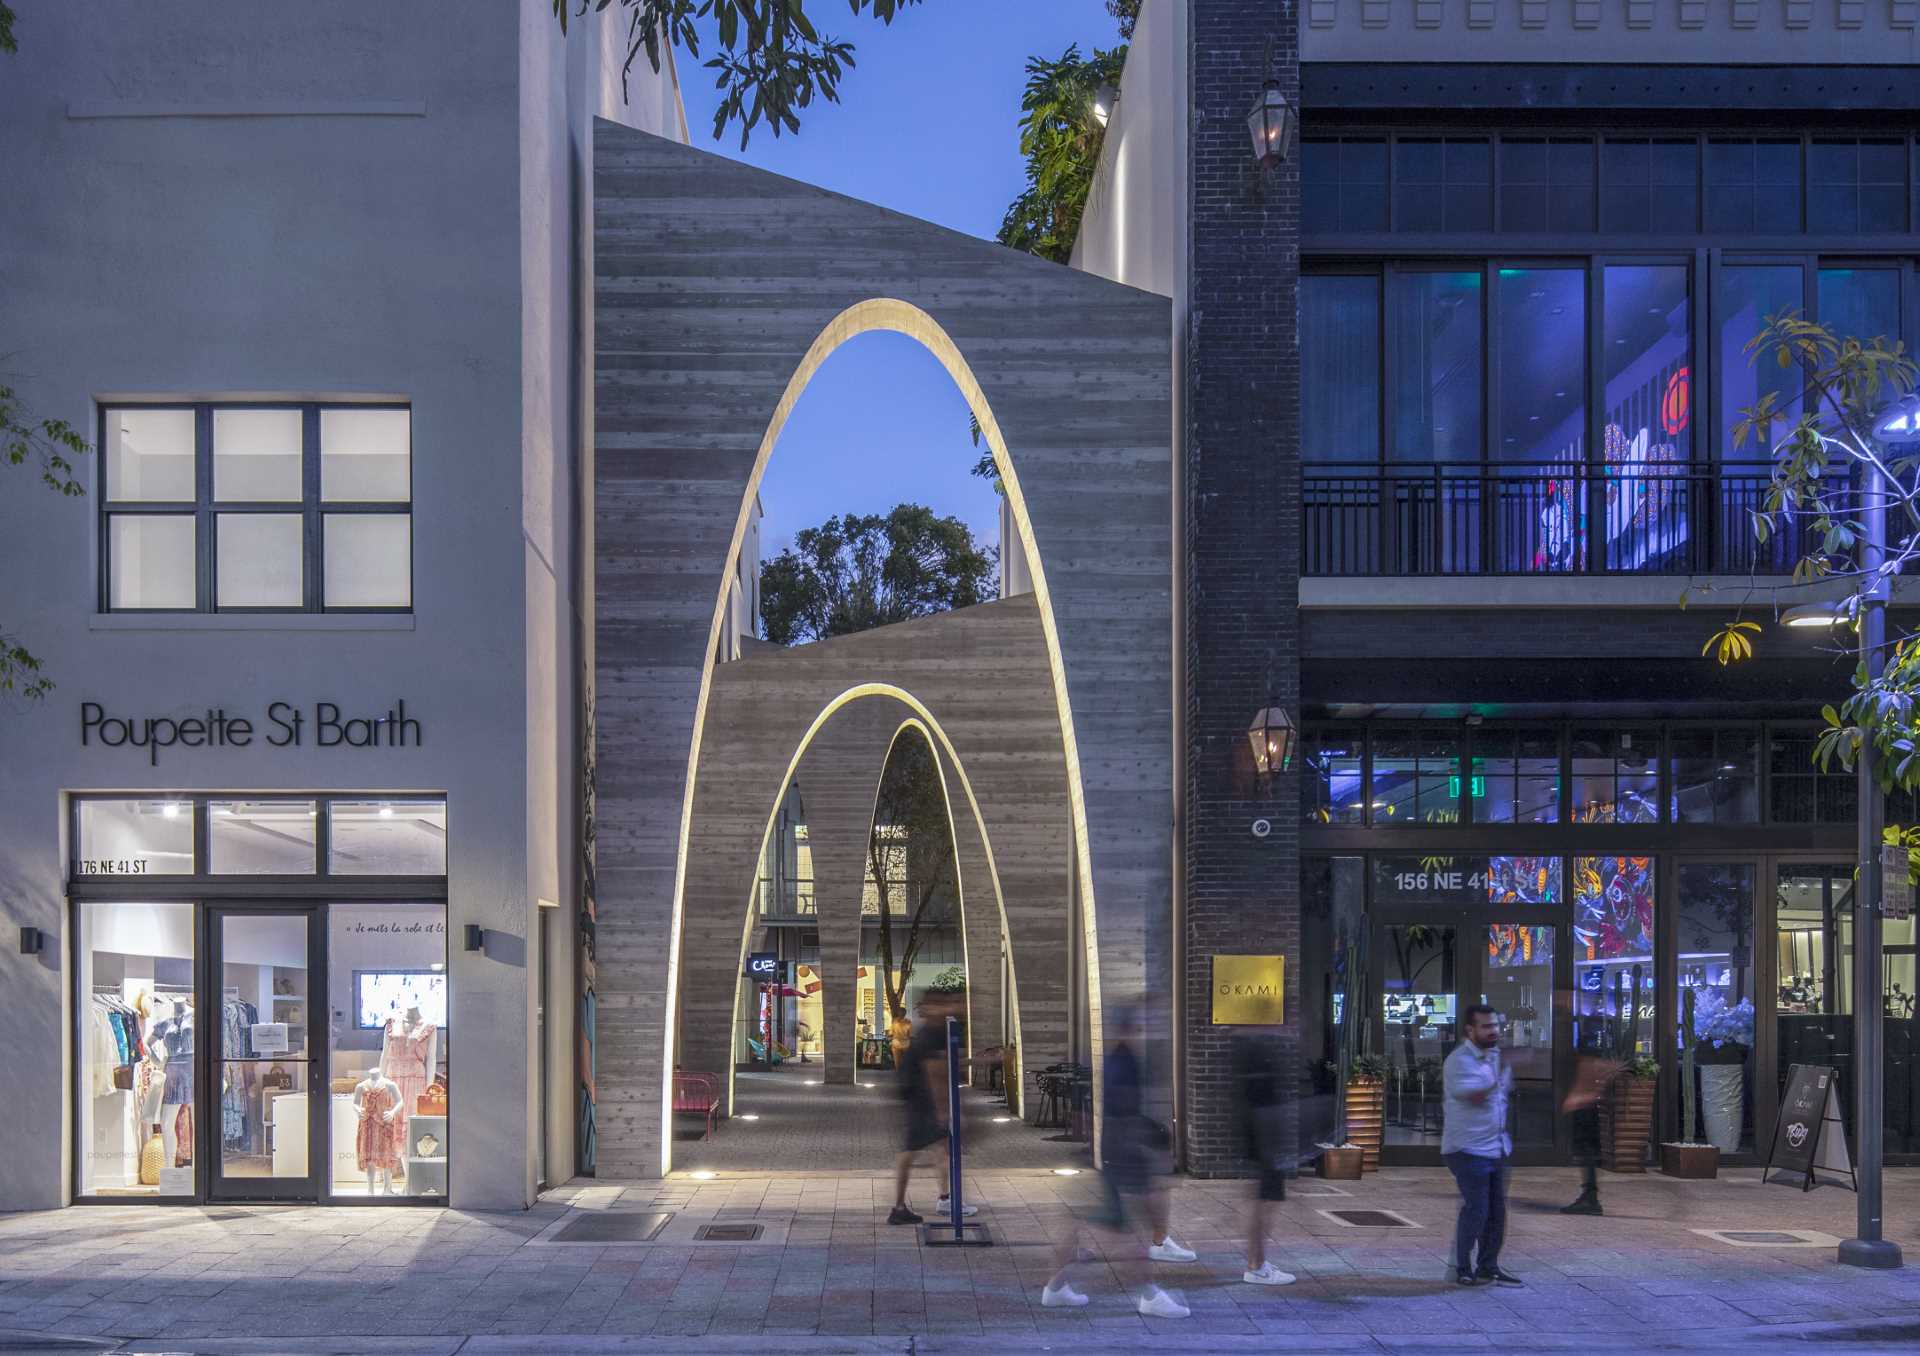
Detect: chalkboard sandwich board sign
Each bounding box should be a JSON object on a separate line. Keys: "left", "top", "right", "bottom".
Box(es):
{"left": 1763, "top": 1063, "right": 1856, "bottom": 1192}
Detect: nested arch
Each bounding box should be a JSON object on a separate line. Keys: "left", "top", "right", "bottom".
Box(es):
{"left": 665, "top": 302, "right": 1104, "bottom": 1168}
{"left": 593, "top": 119, "right": 1171, "bottom": 1179}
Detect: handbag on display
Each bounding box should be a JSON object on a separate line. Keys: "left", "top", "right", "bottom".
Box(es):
{"left": 416, "top": 1075, "right": 448, "bottom": 1116}
{"left": 330, "top": 1076, "right": 358, "bottom": 1094}
{"left": 262, "top": 1064, "right": 293, "bottom": 1090}
{"left": 112, "top": 1064, "right": 134, "bottom": 1092}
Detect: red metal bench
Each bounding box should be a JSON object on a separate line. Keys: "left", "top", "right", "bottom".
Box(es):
{"left": 673, "top": 1071, "right": 722, "bottom": 1140}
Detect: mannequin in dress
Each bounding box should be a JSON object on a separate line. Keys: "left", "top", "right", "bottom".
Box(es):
{"left": 379, "top": 1005, "right": 437, "bottom": 1136}
{"left": 146, "top": 997, "right": 194, "bottom": 1170}
{"left": 352, "top": 1066, "right": 404, "bottom": 1194}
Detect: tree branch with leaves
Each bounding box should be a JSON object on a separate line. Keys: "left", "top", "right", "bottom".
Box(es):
{"left": 759, "top": 503, "right": 995, "bottom": 645}
{"left": 553, "top": 0, "right": 922, "bottom": 147}
{"left": 1692, "top": 312, "right": 1920, "bottom": 800}
{"left": 2, "top": 376, "right": 92, "bottom": 699}
{"left": 865, "top": 729, "right": 957, "bottom": 1036}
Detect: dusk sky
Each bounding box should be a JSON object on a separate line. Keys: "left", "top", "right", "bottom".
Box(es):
{"left": 672, "top": 0, "right": 1125, "bottom": 564}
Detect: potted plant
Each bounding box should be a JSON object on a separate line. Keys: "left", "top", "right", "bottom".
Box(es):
{"left": 1345, "top": 1052, "right": 1388, "bottom": 1171}
{"left": 1601, "top": 1055, "right": 1659, "bottom": 1173}
{"left": 1662, "top": 987, "right": 1718, "bottom": 1179}
{"left": 1694, "top": 992, "right": 1753, "bottom": 1154}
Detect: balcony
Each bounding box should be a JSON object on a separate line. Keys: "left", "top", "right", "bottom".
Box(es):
{"left": 1302, "top": 460, "right": 1813, "bottom": 577}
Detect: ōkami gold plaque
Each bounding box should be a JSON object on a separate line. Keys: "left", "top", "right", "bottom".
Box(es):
{"left": 1211, "top": 954, "right": 1285, "bottom": 1025}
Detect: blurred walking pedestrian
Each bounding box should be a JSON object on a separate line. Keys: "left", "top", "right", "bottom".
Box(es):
{"left": 887, "top": 987, "right": 976, "bottom": 1225}
{"left": 1442, "top": 1004, "right": 1523, "bottom": 1288}
{"left": 1041, "top": 1000, "right": 1191, "bottom": 1317}
{"left": 1232, "top": 1026, "right": 1297, "bottom": 1286}
{"left": 1560, "top": 1052, "right": 1617, "bottom": 1216}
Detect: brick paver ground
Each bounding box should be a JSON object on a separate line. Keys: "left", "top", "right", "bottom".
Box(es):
{"left": 2, "top": 1164, "right": 1918, "bottom": 1354}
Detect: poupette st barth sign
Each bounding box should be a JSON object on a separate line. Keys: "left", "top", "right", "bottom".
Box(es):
{"left": 80, "top": 699, "right": 423, "bottom": 766}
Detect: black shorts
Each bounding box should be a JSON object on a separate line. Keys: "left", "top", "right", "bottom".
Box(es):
{"left": 904, "top": 1103, "right": 943, "bottom": 1152}
{"left": 1257, "top": 1166, "right": 1287, "bottom": 1202}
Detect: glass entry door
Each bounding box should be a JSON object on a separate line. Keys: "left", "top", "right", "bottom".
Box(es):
{"left": 1374, "top": 916, "right": 1564, "bottom": 1160}
{"left": 205, "top": 907, "right": 323, "bottom": 1202}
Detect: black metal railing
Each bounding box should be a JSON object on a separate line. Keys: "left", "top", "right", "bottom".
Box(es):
{"left": 1303, "top": 460, "right": 1818, "bottom": 576}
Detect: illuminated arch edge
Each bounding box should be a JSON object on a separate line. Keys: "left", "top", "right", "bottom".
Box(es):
{"left": 718, "top": 698, "right": 1024, "bottom": 1129}
{"left": 659, "top": 298, "right": 1101, "bottom": 1173}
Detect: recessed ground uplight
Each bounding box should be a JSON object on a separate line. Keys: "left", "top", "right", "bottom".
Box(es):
{"left": 738, "top": 1113, "right": 760, "bottom": 1121}
{"left": 992, "top": 1116, "right": 1012, "bottom": 1124}
{"left": 860, "top": 1082, "right": 876, "bottom": 1089}
{"left": 689, "top": 1170, "right": 717, "bottom": 1180}
{"left": 1052, "top": 1168, "right": 1081, "bottom": 1177}
{"left": 803, "top": 1079, "right": 820, "bottom": 1086}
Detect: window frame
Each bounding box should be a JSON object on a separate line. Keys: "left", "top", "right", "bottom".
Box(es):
{"left": 97, "top": 401, "right": 413, "bottom": 615}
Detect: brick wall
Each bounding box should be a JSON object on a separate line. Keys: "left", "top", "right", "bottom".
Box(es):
{"left": 1182, "top": 0, "right": 1301, "bottom": 1178}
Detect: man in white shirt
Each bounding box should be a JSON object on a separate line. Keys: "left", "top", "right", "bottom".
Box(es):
{"left": 1442, "top": 1004, "right": 1522, "bottom": 1287}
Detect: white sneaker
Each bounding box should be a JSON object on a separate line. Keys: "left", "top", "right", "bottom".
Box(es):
{"left": 935, "top": 1196, "right": 979, "bottom": 1217}
{"left": 1147, "top": 1237, "right": 1197, "bottom": 1263}
{"left": 1041, "top": 1279, "right": 1089, "bottom": 1308}
{"left": 1243, "top": 1261, "right": 1296, "bottom": 1286}
{"left": 1136, "top": 1286, "right": 1190, "bottom": 1318}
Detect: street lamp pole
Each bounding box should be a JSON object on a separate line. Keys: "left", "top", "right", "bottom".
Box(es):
{"left": 1839, "top": 441, "right": 1902, "bottom": 1270}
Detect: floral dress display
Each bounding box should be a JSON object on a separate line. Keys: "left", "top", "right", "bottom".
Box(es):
{"left": 354, "top": 1082, "right": 404, "bottom": 1173}
{"left": 380, "top": 1017, "right": 434, "bottom": 1132}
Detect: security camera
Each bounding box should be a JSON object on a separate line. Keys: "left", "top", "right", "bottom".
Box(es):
{"left": 1251, "top": 818, "right": 1272, "bottom": 839}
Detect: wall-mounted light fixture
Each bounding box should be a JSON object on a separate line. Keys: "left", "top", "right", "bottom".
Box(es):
{"left": 1246, "top": 75, "right": 1296, "bottom": 168}
{"left": 1092, "top": 80, "right": 1119, "bottom": 128}
{"left": 19, "top": 926, "right": 46, "bottom": 955}
{"left": 464, "top": 924, "right": 486, "bottom": 953}
{"left": 1247, "top": 704, "right": 1297, "bottom": 780}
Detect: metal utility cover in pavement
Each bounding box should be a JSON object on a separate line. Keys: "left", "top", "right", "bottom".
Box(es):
{"left": 1318, "top": 1208, "right": 1422, "bottom": 1228}
{"left": 1692, "top": 1227, "right": 1840, "bottom": 1248}
{"left": 547, "top": 1211, "right": 673, "bottom": 1243}
{"left": 694, "top": 1223, "right": 763, "bottom": 1242}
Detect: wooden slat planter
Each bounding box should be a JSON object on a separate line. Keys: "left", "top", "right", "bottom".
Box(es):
{"left": 1601, "top": 1074, "right": 1657, "bottom": 1173}
{"left": 1345, "top": 1080, "right": 1386, "bottom": 1171}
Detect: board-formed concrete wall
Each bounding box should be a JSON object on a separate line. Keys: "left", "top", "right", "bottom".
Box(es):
{"left": 593, "top": 124, "right": 1172, "bottom": 1176}
{"left": 675, "top": 598, "right": 1073, "bottom": 1126}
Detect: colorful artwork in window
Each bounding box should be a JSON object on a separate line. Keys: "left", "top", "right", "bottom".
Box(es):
{"left": 1573, "top": 855, "right": 1655, "bottom": 962}
{"left": 1488, "top": 923, "right": 1554, "bottom": 970}
{"left": 1489, "top": 855, "right": 1562, "bottom": 906}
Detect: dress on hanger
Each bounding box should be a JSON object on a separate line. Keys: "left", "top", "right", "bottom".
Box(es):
{"left": 354, "top": 1082, "right": 404, "bottom": 1173}
{"left": 380, "top": 1017, "right": 433, "bottom": 1125}
{"left": 152, "top": 1011, "right": 194, "bottom": 1106}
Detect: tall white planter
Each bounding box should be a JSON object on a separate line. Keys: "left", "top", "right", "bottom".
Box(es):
{"left": 1699, "top": 1062, "right": 1745, "bottom": 1153}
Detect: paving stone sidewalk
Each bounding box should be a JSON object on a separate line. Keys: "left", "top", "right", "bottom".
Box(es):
{"left": 2, "top": 1166, "right": 1918, "bottom": 1354}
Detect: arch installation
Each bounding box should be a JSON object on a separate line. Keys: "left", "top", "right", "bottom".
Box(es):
{"left": 591, "top": 122, "right": 1171, "bottom": 1176}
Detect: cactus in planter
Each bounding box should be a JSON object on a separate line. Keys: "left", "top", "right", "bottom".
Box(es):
{"left": 1681, "top": 986, "right": 1698, "bottom": 1142}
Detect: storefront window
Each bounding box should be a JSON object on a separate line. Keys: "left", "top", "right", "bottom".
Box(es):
{"left": 1302, "top": 725, "right": 1364, "bottom": 824}
{"left": 329, "top": 903, "right": 449, "bottom": 1198}
{"left": 1675, "top": 864, "right": 1756, "bottom": 1150}
{"left": 1770, "top": 730, "right": 1855, "bottom": 823}
{"left": 1496, "top": 267, "right": 1585, "bottom": 466}
{"left": 1818, "top": 266, "right": 1902, "bottom": 348}
{"left": 1475, "top": 727, "right": 1559, "bottom": 824}
{"left": 1718, "top": 265, "right": 1804, "bottom": 457}
{"left": 1371, "top": 726, "right": 1460, "bottom": 824}
{"left": 78, "top": 900, "right": 197, "bottom": 1197}
{"left": 1571, "top": 727, "right": 1660, "bottom": 823}
{"left": 1572, "top": 856, "right": 1656, "bottom": 1059}
{"left": 208, "top": 800, "right": 318, "bottom": 874}
{"left": 1301, "top": 274, "right": 1381, "bottom": 461}
{"left": 1601, "top": 265, "right": 1691, "bottom": 570}
{"left": 1388, "top": 270, "right": 1483, "bottom": 462}
{"left": 329, "top": 800, "right": 448, "bottom": 875}
{"left": 1669, "top": 728, "right": 1760, "bottom": 824}
{"left": 74, "top": 799, "right": 195, "bottom": 876}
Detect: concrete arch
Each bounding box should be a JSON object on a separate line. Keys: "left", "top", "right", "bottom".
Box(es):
{"left": 593, "top": 124, "right": 1171, "bottom": 1176}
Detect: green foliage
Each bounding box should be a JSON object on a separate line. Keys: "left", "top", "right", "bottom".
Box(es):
{"left": 554, "top": 0, "right": 922, "bottom": 147}
{"left": 869, "top": 730, "right": 959, "bottom": 1024}
{"left": 0, "top": 2, "right": 16, "bottom": 55}
{"left": 2, "top": 377, "right": 94, "bottom": 700}
{"left": 1348, "top": 1052, "right": 1388, "bottom": 1082}
{"left": 926, "top": 965, "right": 966, "bottom": 994}
{"left": 994, "top": 41, "right": 1128, "bottom": 264}
{"left": 1626, "top": 1055, "right": 1660, "bottom": 1080}
{"left": 1697, "top": 312, "right": 1920, "bottom": 797}
{"left": 757, "top": 503, "right": 995, "bottom": 645}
